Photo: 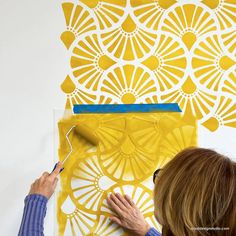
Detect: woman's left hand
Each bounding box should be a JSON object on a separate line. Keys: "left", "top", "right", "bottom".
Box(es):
{"left": 107, "top": 193, "right": 151, "bottom": 236}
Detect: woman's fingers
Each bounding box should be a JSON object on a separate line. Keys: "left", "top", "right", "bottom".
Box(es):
{"left": 109, "top": 216, "right": 122, "bottom": 226}
{"left": 107, "top": 196, "right": 123, "bottom": 216}
{"left": 49, "top": 162, "right": 63, "bottom": 180}
{"left": 124, "top": 194, "right": 135, "bottom": 207}
{"left": 115, "top": 193, "right": 131, "bottom": 209}
{"left": 109, "top": 193, "right": 127, "bottom": 211}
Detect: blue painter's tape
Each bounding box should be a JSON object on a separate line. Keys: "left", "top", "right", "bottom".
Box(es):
{"left": 73, "top": 103, "right": 181, "bottom": 114}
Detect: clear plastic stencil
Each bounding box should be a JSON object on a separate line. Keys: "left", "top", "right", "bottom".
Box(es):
{"left": 53, "top": 109, "right": 197, "bottom": 235}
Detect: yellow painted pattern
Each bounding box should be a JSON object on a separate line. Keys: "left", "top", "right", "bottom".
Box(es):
{"left": 57, "top": 114, "right": 197, "bottom": 235}
{"left": 58, "top": 0, "right": 236, "bottom": 235}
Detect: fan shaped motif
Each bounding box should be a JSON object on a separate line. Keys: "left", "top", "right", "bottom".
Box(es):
{"left": 80, "top": 0, "right": 126, "bottom": 30}
{"left": 161, "top": 4, "right": 216, "bottom": 50}
{"left": 222, "top": 69, "right": 236, "bottom": 97}
{"left": 101, "top": 15, "right": 157, "bottom": 60}
{"left": 161, "top": 77, "right": 217, "bottom": 120}
{"left": 100, "top": 135, "right": 158, "bottom": 182}
{"left": 99, "top": 65, "right": 159, "bottom": 104}
{"left": 60, "top": 196, "right": 97, "bottom": 235}
{"left": 201, "top": 0, "right": 236, "bottom": 30}
{"left": 202, "top": 96, "right": 236, "bottom": 131}
{"left": 222, "top": 29, "right": 236, "bottom": 58}
{"left": 130, "top": 0, "right": 177, "bottom": 30}
{"left": 70, "top": 34, "right": 116, "bottom": 90}
{"left": 159, "top": 125, "right": 197, "bottom": 161}
{"left": 70, "top": 155, "right": 116, "bottom": 212}
{"left": 192, "top": 34, "right": 235, "bottom": 91}
{"left": 61, "top": 75, "right": 97, "bottom": 110}
{"left": 61, "top": 2, "right": 96, "bottom": 49}
{"left": 126, "top": 113, "right": 182, "bottom": 151}
{"left": 141, "top": 34, "right": 187, "bottom": 91}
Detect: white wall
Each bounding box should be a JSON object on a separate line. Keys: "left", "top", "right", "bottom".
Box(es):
{"left": 0, "top": 1, "right": 235, "bottom": 235}
{"left": 0, "top": 1, "right": 66, "bottom": 235}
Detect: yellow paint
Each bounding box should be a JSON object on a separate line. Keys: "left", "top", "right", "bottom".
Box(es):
{"left": 181, "top": 77, "right": 197, "bottom": 94}
{"left": 61, "top": 76, "right": 76, "bottom": 94}
{"left": 158, "top": 0, "right": 177, "bottom": 9}
{"left": 202, "top": 0, "right": 220, "bottom": 9}
{"left": 121, "top": 93, "right": 136, "bottom": 104}
{"left": 80, "top": 0, "right": 99, "bottom": 8}
{"left": 59, "top": 0, "right": 236, "bottom": 234}
{"left": 57, "top": 113, "right": 197, "bottom": 235}
{"left": 182, "top": 32, "right": 196, "bottom": 50}
{"left": 142, "top": 56, "right": 159, "bottom": 70}
{"left": 121, "top": 15, "right": 137, "bottom": 33}
{"left": 60, "top": 31, "right": 75, "bottom": 49}
{"left": 61, "top": 3, "right": 96, "bottom": 49}
{"left": 202, "top": 117, "right": 219, "bottom": 132}
{"left": 219, "top": 55, "right": 235, "bottom": 70}
{"left": 98, "top": 55, "right": 116, "bottom": 70}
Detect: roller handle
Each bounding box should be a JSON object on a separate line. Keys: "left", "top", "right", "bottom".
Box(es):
{"left": 51, "top": 163, "right": 64, "bottom": 173}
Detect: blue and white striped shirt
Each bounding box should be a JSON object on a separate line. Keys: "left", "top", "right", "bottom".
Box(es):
{"left": 18, "top": 194, "right": 161, "bottom": 236}
{"left": 18, "top": 194, "right": 47, "bottom": 236}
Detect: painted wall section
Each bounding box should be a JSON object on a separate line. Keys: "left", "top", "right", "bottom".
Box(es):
{"left": 57, "top": 0, "right": 236, "bottom": 235}
{"left": 57, "top": 113, "right": 197, "bottom": 235}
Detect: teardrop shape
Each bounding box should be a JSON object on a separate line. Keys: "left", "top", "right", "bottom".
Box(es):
{"left": 98, "top": 55, "right": 116, "bottom": 70}
{"left": 202, "top": 117, "right": 219, "bottom": 132}
{"left": 121, "top": 15, "right": 137, "bottom": 33}
{"left": 158, "top": 0, "right": 177, "bottom": 9}
{"left": 120, "top": 136, "right": 136, "bottom": 155}
{"left": 202, "top": 0, "right": 220, "bottom": 9}
{"left": 61, "top": 196, "right": 76, "bottom": 214}
{"left": 182, "top": 32, "right": 196, "bottom": 50}
{"left": 60, "top": 31, "right": 75, "bottom": 49}
{"left": 182, "top": 77, "right": 197, "bottom": 94}
{"left": 61, "top": 75, "right": 76, "bottom": 93}
{"left": 219, "top": 55, "right": 235, "bottom": 70}
{"left": 142, "top": 56, "right": 159, "bottom": 70}
{"left": 80, "top": 0, "right": 99, "bottom": 8}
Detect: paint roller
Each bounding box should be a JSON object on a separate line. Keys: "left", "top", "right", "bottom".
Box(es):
{"left": 52, "top": 123, "right": 99, "bottom": 172}
{"left": 74, "top": 124, "right": 99, "bottom": 146}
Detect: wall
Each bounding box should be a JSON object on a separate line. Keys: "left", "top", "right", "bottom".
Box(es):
{"left": 0, "top": 0, "right": 235, "bottom": 235}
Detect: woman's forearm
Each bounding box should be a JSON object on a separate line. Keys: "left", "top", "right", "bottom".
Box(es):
{"left": 18, "top": 194, "right": 48, "bottom": 236}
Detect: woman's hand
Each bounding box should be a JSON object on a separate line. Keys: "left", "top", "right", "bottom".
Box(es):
{"left": 28, "top": 162, "right": 63, "bottom": 199}
{"left": 107, "top": 193, "right": 151, "bottom": 236}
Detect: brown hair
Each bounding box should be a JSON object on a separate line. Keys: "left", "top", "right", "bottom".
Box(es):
{"left": 154, "top": 147, "right": 236, "bottom": 236}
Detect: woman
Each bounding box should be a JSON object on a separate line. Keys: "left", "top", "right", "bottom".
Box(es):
{"left": 19, "top": 148, "right": 236, "bottom": 235}
{"left": 108, "top": 147, "right": 236, "bottom": 236}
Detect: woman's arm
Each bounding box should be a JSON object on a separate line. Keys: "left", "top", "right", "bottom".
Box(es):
{"left": 18, "top": 194, "right": 48, "bottom": 236}
{"left": 18, "top": 163, "right": 62, "bottom": 236}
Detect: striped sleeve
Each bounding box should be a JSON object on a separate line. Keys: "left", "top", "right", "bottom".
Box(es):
{"left": 146, "top": 227, "right": 162, "bottom": 236}
{"left": 18, "top": 194, "right": 48, "bottom": 236}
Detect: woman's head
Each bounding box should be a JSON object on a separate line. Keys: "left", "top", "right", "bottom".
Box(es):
{"left": 154, "top": 147, "right": 236, "bottom": 236}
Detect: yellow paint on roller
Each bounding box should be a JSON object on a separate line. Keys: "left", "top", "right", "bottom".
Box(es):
{"left": 75, "top": 124, "right": 99, "bottom": 146}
